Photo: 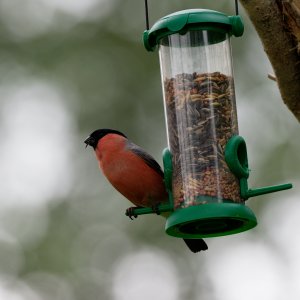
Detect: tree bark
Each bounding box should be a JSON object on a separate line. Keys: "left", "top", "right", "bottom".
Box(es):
{"left": 239, "top": 0, "right": 300, "bottom": 122}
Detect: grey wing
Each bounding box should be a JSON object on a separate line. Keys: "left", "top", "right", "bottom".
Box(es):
{"left": 126, "top": 141, "right": 164, "bottom": 178}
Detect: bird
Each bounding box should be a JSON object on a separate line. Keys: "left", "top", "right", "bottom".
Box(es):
{"left": 84, "top": 128, "right": 208, "bottom": 253}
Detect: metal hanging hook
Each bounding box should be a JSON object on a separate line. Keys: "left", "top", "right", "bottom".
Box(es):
{"left": 144, "top": 0, "right": 239, "bottom": 30}
{"left": 144, "top": 0, "right": 150, "bottom": 30}
{"left": 235, "top": 0, "right": 239, "bottom": 15}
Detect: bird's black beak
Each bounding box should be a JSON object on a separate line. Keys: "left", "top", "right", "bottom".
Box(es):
{"left": 84, "top": 136, "right": 96, "bottom": 149}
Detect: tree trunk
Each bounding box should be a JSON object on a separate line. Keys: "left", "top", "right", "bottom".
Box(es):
{"left": 239, "top": 0, "right": 300, "bottom": 122}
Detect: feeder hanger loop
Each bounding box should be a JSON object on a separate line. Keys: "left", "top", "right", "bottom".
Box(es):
{"left": 144, "top": 0, "right": 241, "bottom": 31}
{"left": 144, "top": 0, "right": 150, "bottom": 30}
{"left": 235, "top": 0, "right": 239, "bottom": 15}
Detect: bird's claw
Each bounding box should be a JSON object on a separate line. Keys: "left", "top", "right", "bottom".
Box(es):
{"left": 125, "top": 207, "right": 138, "bottom": 220}
{"left": 152, "top": 204, "right": 161, "bottom": 215}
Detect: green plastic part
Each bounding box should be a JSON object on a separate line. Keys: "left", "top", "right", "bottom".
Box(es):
{"left": 225, "top": 135, "right": 249, "bottom": 179}
{"left": 162, "top": 148, "right": 176, "bottom": 209}
{"left": 246, "top": 184, "right": 293, "bottom": 198}
{"left": 225, "top": 135, "right": 293, "bottom": 200}
{"left": 165, "top": 202, "right": 257, "bottom": 238}
{"left": 239, "top": 177, "right": 249, "bottom": 199}
{"left": 143, "top": 9, "right": 244, "bottom": 51}
{"left": 162, "top": 148, "right": 173, "bottom": 193}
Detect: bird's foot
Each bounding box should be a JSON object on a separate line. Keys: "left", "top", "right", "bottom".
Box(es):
{"left": 152, "top": 204, "right": 161, "bottom": 215}
{"left": 125, "top": 206, "right": 140, "bottom": 220}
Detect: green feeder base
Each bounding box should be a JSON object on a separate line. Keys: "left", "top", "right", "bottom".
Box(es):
{"left": 165, "top": 203, "right": 257, "bottom": 238}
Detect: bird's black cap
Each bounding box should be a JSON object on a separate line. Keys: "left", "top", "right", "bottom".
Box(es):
{"left": 84, "top": 128, "right": 127, "bottom": 149}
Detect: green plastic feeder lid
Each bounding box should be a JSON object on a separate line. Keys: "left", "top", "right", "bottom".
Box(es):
{"left": 144, "top": 9, "right": 244, "bottom": 51}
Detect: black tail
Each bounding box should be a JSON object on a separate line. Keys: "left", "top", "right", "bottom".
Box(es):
{"left": 183, "top": 238, "right": 208, "bottom": 253}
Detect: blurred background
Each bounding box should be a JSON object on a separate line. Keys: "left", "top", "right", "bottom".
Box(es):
{"left": 0, "top": 0, "right": 299, "bottom": 299}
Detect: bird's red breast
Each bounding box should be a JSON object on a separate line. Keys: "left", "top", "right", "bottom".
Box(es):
{"left": 95, "top": 134, "right": 168, "bottom": 207}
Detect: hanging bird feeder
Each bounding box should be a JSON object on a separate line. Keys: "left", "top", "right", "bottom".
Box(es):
{"left": 129, "top": 2, "right": 292, "bottom": 238}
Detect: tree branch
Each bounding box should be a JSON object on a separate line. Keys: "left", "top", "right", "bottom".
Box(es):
{"left": 239, "top": 0, "right": 300, "bottom": 122}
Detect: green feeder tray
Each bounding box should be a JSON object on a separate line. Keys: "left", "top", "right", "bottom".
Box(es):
{"left": 165, "top": 202, "right": 257, "bottom": 239}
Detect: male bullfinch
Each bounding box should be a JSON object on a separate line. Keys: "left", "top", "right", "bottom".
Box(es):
{"left": 84, "top": 128, "right": 208, "bottom": 253}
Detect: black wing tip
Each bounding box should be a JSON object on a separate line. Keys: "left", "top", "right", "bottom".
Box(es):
{"left": 183, "top": 238, "right": 208, "bottom": 253}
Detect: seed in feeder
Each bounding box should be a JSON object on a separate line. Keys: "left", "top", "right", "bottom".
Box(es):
{"left": 164, "top": 72, "right": 241, "bottom": 209}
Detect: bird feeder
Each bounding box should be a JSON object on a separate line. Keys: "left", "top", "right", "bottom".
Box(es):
{"left": 130, "top": 8, "right": 292, "bottom": 238}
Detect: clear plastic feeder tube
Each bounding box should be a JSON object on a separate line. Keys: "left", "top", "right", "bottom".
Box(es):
{"left": 159, "top": 30, "right": 242, "bottom": 209}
